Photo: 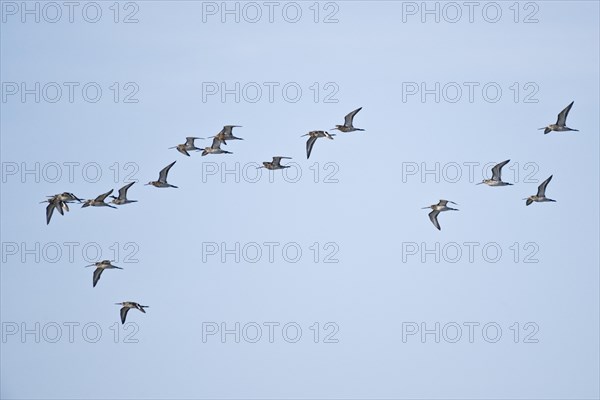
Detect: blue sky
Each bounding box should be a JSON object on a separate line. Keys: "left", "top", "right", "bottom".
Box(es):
{"left": 1, "top": 1, "right": 599, "bottom": 399}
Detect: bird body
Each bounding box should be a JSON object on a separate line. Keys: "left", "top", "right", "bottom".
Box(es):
{"left": 82, "top": 189, "right": 117, "bottom": 208}
{"left": 302, "top": 130, "right": 335, "bottom": 159}
{"left": 115, "top": 302, "right": 148, "bottom": 324}
{"left": 524, "top": 175, "right": 556, "bottom": 205}
{"left": 539, "top": 101, "right": 578, "bottom": 134}
{"left": 111, "top": 182, "right": 137, "bottom": 205}
{"left": 202, "top": 138, "right": 233, "bottom": 156}
{"left": 169, "top": 137, "right": 204, "bottom": 156}
{"left": 478, "top": 160, "right": 512, "bottom": 186}
{"left": 259, "top": 156, "right": 292, "bottom": 170}
{"left": 146, "top": 161, "right": 178, "bottom": 188}
{"left": 85, "top": 260, "right": 123, "bottom": 287}
{"left": 42, "top": 192, "right": 82, "bottom": 224}
{"left": 212, "top": 125, "right": 243, "bottom": 144}
{"left": 333, "top": 107, "right": 364, "bottom": 132}
{"left": 422, "top": 200, "right": 458, "bottom": 230}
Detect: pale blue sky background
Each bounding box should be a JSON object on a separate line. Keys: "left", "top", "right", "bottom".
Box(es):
{"left": 1, "top": 1, "right": 599, "bottom": 399}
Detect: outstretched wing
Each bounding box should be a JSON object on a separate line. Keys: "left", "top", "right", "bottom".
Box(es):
{"left": 185, "top": 137, "right": 200, "bottom": 146}
{"left": 491, "top": 159, "right": 510, "bottom": 181}
{"left": 344, "top": 107, "right": 362, "bottom": 126}
{"left": 159, "top": 161, "right": 177, "bottom": 182}
{"left": 118, "top": 182, "right": 135, "bottom": 200}
{"left": 220, "top": 125, "right": 241, "bottom": 137}
{"left": 428, "top": 210, "right": 441, "bottom": 230}
{"left": 306, "top": 136, "right": 318, "bottom": 159}
{"left": 46, "top": 202, "right": 56, "bottom": 224}
{"left": 211, "top": 137, "right": 223, "bottom": 149}
{"left": 92, "top": 268, "right": 104, "bottom": 288}
{"left": 556, "top": 101, "right": 574, "bottom": 126}
{"left": 95, "top": 189, "right": 114, "bottom": 202}
{"left": 120, "top": 307, "right": 130, "bottom": 324}
{"left": 537, "top": 175, "right": 553, "bottom": 197}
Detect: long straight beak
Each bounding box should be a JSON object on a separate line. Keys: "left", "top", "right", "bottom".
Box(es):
{"left": 476, "top": 182, "right": 484, "bottom": 185}
{"left": 421, "top": 206, "right": 430, "bottom": 209}
{"left": 537, "top": 127, "right": 546, "bottom": 130}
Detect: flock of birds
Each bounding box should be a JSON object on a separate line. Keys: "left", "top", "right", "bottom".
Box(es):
{"left": 39, "top": 102, "right": 578, "bottom": 322}
{"left": 422, "top": 101, "right": 577, "bottom": 230}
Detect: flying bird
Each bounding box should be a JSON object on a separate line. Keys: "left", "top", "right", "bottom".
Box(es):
{"left": 42, "top": 197, "right": 68, "bottom": 225}
{"left": 115, "top": 301, "right": 149, "bottom": 324}
{"left": 169, "top": 137, "right": 204, "bottom": 156}
{"left": 302, "top": 130, "right": 335, "bottom": 159}
{"left": 258, "top": 156, "right": 292, "bottom": 170}
{"left": 524, "top": 175, "right": 556, "bottom": 206}
{"left": 332, "top": 107, "right": 364, "bottom": 132}
{"left": 85, "top": 260, "right": 123, "bottom": 287}
{"left": 111, "top": 182, "right": 137, "bottom": 205}
{"left": 477, "top": 160, "right": 512, "bottom": 186}
{"left": 212, "top": 125, "right": 243, "bottom": 145}
{"left": 41, "top": 192, "right": 81, "bottom": 224}
{"left": 82, "top": 189, "right": 117, "bottom": 208}
{"left": 201, "top": 138, "right": 233, "bottom": 156}
{"left": 146, "top": 161, "right": 178, "bottom": 188}
{"left": 422, "top": 200, "right": 458, "bottom": 231}
{"left": 539, "top": 101, "right": 578, "bottom": 134}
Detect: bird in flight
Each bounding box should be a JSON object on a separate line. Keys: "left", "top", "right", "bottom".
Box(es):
{"left": 524, "top": 175, "right": 556, "bottom": 206}
{"left": 169, "top": 137, "right": 204, "bottom": 156}
{"left": 211, "top": 125, "right": 243, "bottom": 145}
{"left": 146, "top": 161, "right": 178, "bottom": 188}
{"left": 422, "top": 200, "right": 458, "bottom": 231}
{"left": 477, "top": 160, "right": 512, "bottom": 186}
{"left": 115, "top": 301, "right": 149, "bottom": 324}
{"left": 42, "top": 192, "right": 81, "bottom": 224}
{"left": 539, "top": 101, "right": 578, "bottom": 134}
{"left": 82, "top": 189, "right": 118, "bottom": 208}
{"left": 201, "top": 138, "right": 233, "bottom": 156}
{"left": 332, "top": 107, "right": 364, "bottom": 132}
{"left": 302, "top": 130, "right": 335, "bottom": 159}
{"left": 110, "top": 182, "right": 137, "bottom": 205}
{"left": 85, "top": 260, "right": 123, "bottom": 288}
{"left": 258, "top": 156, "right": 292, "bottom": 170}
